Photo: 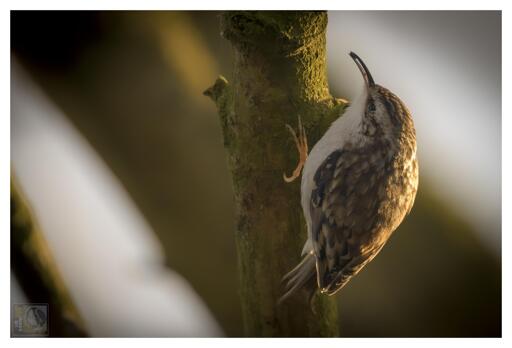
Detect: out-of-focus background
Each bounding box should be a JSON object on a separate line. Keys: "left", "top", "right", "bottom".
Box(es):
{"left": 11, "top": 11, "right": 501, "bottom": 337}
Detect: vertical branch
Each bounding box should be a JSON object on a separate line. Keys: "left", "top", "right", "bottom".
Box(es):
{"left": 205, "top": 11, "right": 346, "bottom": 337}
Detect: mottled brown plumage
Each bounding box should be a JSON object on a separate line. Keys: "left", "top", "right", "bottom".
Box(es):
{"left": 280, "top": 52, "right": 418, "bottom": 303}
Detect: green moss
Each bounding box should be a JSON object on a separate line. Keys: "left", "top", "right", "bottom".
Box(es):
{"left": 205, "top": 11, "right": 344, "bottom": 337}
{"left": 204, "top": 75, "right": 233, "bottom": 148}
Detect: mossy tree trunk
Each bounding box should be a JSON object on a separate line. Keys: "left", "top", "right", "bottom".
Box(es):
{"left": 205, "top": 11, "right": 346, "bottom": 337}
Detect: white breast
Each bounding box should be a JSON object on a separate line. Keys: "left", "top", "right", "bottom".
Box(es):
{"left": 300, "top": 88, "right": 368, "bottom": 250}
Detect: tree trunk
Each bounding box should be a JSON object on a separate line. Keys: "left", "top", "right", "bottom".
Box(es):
{"left": 204, "top": 11, "right": 346, "bottom": 337}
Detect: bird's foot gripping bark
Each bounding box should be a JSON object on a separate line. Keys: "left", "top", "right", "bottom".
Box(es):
{"left": 283, "top": 116, "right": 309, "bottom": 183}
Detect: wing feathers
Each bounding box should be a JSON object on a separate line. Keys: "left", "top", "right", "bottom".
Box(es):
{"left": 310, "top": 145, "right": 389, "bottom": 292}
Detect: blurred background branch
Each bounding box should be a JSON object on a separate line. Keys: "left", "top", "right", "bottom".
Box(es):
{"left": 11, "top": 177, "right": 87, "bottom": 337}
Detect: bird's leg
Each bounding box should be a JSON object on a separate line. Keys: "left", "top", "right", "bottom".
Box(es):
{"left": 283, "top": 116, "right": 309, "bottom": 183}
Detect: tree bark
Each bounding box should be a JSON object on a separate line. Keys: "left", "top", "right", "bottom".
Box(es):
{"left": 204, "top": 11, "right": 346, "bottom": 337}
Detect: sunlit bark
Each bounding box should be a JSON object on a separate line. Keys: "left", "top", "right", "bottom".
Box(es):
{"left": 205, "top": 11, "right": 346, "bottom": 337}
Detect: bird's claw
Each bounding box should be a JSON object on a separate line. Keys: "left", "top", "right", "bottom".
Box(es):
{"left": 283, "top": 115, "right": 308, "bottom": 183}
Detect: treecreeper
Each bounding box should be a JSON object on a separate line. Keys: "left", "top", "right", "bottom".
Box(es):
{"left": 281, "top": 52, "right": 419, "bottom": 304}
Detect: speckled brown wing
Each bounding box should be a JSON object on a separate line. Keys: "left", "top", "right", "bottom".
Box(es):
{"left": 310, "top": 142, "right": 390, "bottom": 295}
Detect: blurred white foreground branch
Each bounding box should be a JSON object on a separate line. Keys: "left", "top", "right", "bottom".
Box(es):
{"left": 11, "top": 61, "right": 223, "bottom": 337}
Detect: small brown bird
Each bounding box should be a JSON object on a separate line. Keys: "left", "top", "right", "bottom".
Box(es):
{"left": 280, "top": 52, "right": 419, "bottom": 303}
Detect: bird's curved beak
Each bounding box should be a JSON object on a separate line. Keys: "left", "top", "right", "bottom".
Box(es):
{"left": 349, "top": 51, "right": 375, "bottom": 89}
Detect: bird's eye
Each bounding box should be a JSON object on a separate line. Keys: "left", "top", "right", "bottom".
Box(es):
{"left": 367, "top": 101, "right": 376, "bottom": 112}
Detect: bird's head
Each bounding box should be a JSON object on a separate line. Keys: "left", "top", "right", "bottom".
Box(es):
{"left": 349, "top": 51, "right": 409, "bottom": 133}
